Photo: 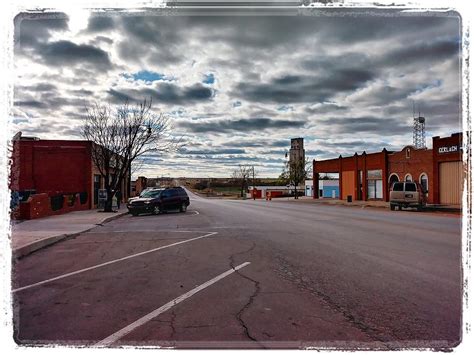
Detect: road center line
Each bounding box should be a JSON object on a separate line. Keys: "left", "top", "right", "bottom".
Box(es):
{"left": 96, "top": 261, "right": 251, "bottom": 347}
{"left": 12, "top": 232, "right": 218, "bottom": 293}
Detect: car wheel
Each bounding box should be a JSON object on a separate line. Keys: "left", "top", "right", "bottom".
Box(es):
{"left": 153, "top": 205, "right": 161, "bottom": 215}
{"left": 130, "top": 211, "right": 138, "bottom": 216}
{"left": 390, "top": 204, "right": 395, "bottom": 211}
{"left": 180, "top": 202, "right": 187, "bottom": 212}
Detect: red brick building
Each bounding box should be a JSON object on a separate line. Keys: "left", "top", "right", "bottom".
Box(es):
{"left": 313, "top": 133, "right": 463, "bottom": 205}
{"left": 10, "top": 136, "right": 131, "bottom": 219}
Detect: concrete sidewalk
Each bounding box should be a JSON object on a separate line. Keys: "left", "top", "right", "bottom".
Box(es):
{"left": 270, "top": 196, "right": 389, "bottom": 208}
{"left": 11, "top": 208, "right": 128, "bottom": 258}
{"left": 269, "top": 196, "right": 461, "bottom": 212}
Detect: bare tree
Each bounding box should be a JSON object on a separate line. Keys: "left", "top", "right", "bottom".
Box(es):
{"left": 279, "top": 158, "right": 310, "bottom": 199}
{"left": 82, "top": 98, "right": 177, "bottom": 212}
{"left": 232, "top": 165, "right": 253, "bottom": 198}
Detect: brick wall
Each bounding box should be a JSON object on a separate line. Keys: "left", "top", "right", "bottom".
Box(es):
{"left": 15, "top": 140, "right": 92, "bottom": 195}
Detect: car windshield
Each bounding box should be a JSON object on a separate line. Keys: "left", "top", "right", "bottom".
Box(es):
{"left": 140, "top": 189, "right": 163, "bottom": 198}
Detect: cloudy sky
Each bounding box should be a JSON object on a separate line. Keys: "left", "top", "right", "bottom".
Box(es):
{"left": 11, "top": 7, "right": 462, "bottom": 178}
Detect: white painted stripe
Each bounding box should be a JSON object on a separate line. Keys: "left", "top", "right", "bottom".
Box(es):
{"left": 12, "top": 232, "right": 217, "bottom": 293}
{"left": 86, "top": 229, "right": 205, "bottom": 234}
{"left": 96, "top": 262, "right": 251, "bottom": 347}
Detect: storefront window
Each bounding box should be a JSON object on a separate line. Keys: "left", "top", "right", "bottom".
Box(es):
{"left": 405, "top": 174, "right": 412, "bottom": 182}
{"left": 367, "top": 169, "right": 383, "bottom": 199}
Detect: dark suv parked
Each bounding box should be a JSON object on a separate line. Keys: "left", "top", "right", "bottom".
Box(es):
{"left": 127, "top": 187, "right": 190, "bottom": 216}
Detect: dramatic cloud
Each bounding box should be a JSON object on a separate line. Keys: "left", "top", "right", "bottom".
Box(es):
{"left": 178, "top": 118, "right": 307, "bottom": 133}
{"left": 15, "top": 14, "right": 69, "bottom": 47}
{"left": 108, "top": 83, "right": 213, "bottom": 104}
{"left": 37, "top": 40, "right": 112, "bottom": 69}
{"left": 236, "top": 69, "right": 375, "bottom": 104}
{"left": 378, "top": 39, "right": 460, "bottom": 68}
{"left": 12, "top": 9, "right": 462, "bottom": 177}
{"left": 319, "top": 116, "right": 412, "bottom": 136}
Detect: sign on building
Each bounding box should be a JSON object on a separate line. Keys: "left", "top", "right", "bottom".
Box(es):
{"left": 438, "top": 145, "right": 461, "bottom": 154}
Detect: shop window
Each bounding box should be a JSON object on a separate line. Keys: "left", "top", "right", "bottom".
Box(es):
{"left": 367, "top": 169, "right": 383, "bottom": 199}
{"left": 419, "top": 173, "right": 428, "bottom": 193}
{"left": 404, "top": 174, "right": 412, "bottom": 182}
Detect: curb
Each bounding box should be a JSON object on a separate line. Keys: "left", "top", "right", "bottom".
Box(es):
{"left": 423, "top": 206, "right": 462, "bottom": 213}
{"left": 12, "top": 211, "right": 129, "bottom": 259}
{"left": 269, "top": 198, "right": 461, "bottom": 212}
{"left": 100, "top": 211, "right": 129, "bottom": 224}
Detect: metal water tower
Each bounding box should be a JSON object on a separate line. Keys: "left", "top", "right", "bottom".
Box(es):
{"left": 413, "top": 116, "right": 426, "bottom": 149}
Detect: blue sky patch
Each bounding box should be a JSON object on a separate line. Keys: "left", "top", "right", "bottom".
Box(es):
{"left": 203, "top": 73, "right": 215, "bottom": 84}
{"left": 233, "top": 101, "right": 242, "bottom": 108}
{"left": 121, "top": 70, "right": 175, "bottom": 83}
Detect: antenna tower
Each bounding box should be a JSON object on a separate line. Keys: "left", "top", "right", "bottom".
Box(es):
{"left": 413, "top": 111, "right": 426, "bottom": 149}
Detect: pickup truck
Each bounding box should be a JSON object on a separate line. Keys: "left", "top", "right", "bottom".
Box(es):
{"left": 389, "top": 181, "right": 427, "bottom": 211}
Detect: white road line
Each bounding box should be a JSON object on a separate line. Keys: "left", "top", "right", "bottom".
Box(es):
{"left": 12, "top": 232, "right": 218, "bottom": 293}
{"left": 96, "top": 261, "right": 251, "bottom": 347}
{"left": 86, "top": 229, "right": 205, "bottom": 234}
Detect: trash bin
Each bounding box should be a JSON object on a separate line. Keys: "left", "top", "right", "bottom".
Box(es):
{"left": 347, "top": 195, "right": 352, "bottom": 203}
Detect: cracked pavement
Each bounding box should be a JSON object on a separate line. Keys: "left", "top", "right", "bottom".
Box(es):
{"left": 12, "top": 189, "right": 462, "bottom": 349}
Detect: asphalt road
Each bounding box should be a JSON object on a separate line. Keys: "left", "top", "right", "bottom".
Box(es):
{"left": 12, "top": 189, "right": 462, "bottom": 349}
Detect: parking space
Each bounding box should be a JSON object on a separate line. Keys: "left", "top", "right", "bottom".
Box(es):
{"left": 13, "top": 224, "right": 257, "bottom": 345}
{"left": 13, "top": 228, "right": 215, "bottom": 290}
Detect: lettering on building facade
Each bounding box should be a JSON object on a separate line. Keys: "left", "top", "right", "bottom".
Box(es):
{"left": 438, "top": 145, "right": 461, "bottom": 154}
